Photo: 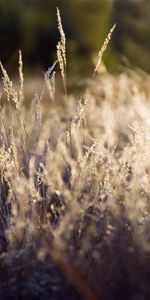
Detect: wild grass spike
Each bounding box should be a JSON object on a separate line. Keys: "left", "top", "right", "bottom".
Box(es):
{"left": 0, "top": 62, "right": 19, "bottom": 109}
{"left": 93, "top": 24, "right": 116, "bottom": 77}
{"left": 19, "top": 50, "right": 24, "bottom": 103}
{"left": 56, "top": 7, "right": 67, "bottom": 93}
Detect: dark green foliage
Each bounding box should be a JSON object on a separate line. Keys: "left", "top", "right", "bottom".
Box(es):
{"left": 0, "top": 0, "right": 112, "bottom": 75}
{"left": 113, "top": 0, "right": 150, "bottom": 72}
{"left": 0, "top": 0, "right": 149, "bottom": 74}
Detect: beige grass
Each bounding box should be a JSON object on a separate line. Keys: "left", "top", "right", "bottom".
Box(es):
{"left": 0, "top": 11, "right": 150, "bottom": 300}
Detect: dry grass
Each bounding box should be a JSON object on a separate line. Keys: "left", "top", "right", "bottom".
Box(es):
{"left": 0, "top": 11, "right": 150, "bottom": 300}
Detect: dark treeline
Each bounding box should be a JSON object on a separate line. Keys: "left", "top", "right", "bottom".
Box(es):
{"left": 0, "top": 0, "right": 150, "bottom": 75}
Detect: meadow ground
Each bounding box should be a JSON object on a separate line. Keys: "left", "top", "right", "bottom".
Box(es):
{"left": 0, "top": 62, "right": 150, "bottom": 300}
{"left": 0, "top": 9, "right": 150, "bottom": 299}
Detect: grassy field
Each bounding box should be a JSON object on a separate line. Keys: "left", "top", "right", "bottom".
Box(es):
{"left": 0, "top": 10, "right": 150, "bottom": 300}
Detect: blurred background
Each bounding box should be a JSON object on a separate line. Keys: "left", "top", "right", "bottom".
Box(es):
{"left": 0, "top": 0, "right": 150, "bottom": 78}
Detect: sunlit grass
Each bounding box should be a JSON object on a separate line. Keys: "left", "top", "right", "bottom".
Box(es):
{"left": 0, "top": 9, "right": 150, "bottom": 300}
